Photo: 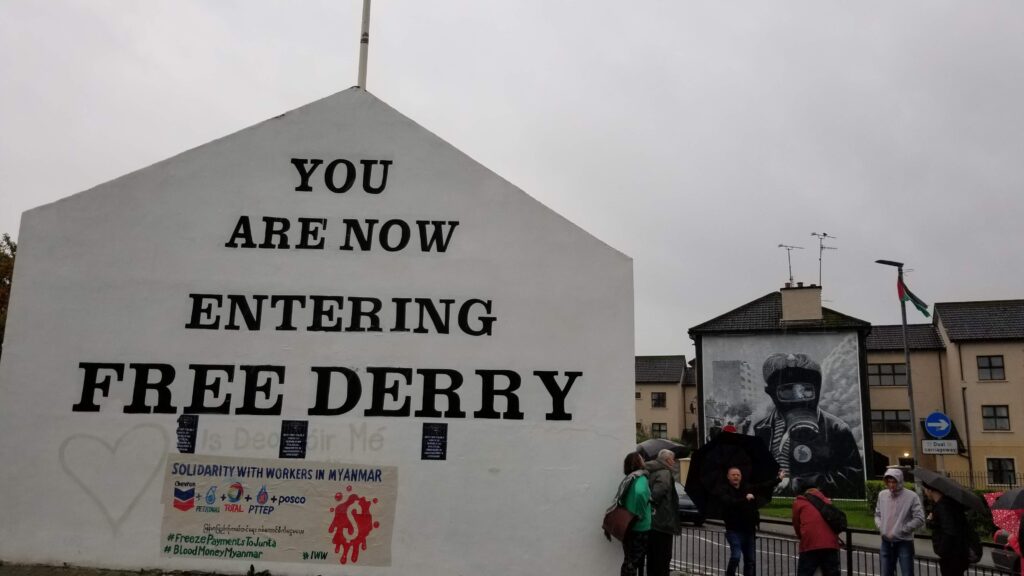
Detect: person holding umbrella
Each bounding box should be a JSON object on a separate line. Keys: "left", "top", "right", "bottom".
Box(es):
{"left": 645, "top": 449, "right": 681, "bottom": 576}
{"left": 716, "top": 466, "right": 780, "bottom": 576}
{"left": 914, "top": 468, "right": 986, "bottom": 576}
{"left": 923, "top": 482, "right": 972, "bottom": 576}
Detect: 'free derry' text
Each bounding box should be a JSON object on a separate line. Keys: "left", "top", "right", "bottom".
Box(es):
{"left": 69, "top": 157, "right": 582, "bottom": 421}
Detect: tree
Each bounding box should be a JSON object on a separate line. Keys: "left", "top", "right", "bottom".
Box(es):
{"left": 0, "top": 233, "right": 16, "bottom": 360}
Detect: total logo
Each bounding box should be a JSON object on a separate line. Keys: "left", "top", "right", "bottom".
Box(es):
{"left": 223, "top": 482, "right": 246, "bottom": 513}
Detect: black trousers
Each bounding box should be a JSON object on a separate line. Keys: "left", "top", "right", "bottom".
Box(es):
{"left": 646, "top": 530, "right": 674, "bottom": 576}
{"left": 939, "top": 555, "right": 968, "bottom": 576}
{"left": 620, "top": 530, "right": 648, "bottom": 576}
{"left": 797, "top": 548, "right": 841, "bottom": 576}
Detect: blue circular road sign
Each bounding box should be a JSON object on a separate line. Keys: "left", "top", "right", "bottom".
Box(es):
{"left": 925, "top": 411, "right": 952, "bottom": 439}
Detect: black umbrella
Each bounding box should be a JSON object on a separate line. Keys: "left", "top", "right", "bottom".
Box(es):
{"left": 913, "top": 468, "right": 988, "bottom": 515}
{"left": 637, "top": 438, "right": 688, "bottom": 462}
{"left": 684, "top": 431, "right": 780, "bottom": 516}
{"left": 991, "top": 487, "right": 1024, "bottom": 511}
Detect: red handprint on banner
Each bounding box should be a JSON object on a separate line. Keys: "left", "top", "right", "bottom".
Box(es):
{"left": 328, "top": 485, "right": 380, "bottom": 564}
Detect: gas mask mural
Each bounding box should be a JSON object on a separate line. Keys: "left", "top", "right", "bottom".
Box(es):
{"left": 702, "top": 334, "right": 866, "bottom": 498}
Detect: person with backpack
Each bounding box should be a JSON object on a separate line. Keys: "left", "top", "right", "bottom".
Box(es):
{"left": 923, "top": 482, "right": 977, "bottom": 576}
{"left": 792, "top": 478, "right": 842, "bottom": 576}
{"left": 616, "top": 452, "right": 651, "bottom": 576}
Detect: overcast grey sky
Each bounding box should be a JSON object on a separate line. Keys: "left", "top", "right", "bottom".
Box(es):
{"left": 2, "top": 1, "right": 1022, "bottom": 357}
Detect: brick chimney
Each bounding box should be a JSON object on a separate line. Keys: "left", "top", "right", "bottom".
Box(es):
{"left": 781, "top": 283, "right": 822, "bottom": 322}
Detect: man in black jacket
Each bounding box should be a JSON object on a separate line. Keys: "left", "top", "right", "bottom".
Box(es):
{"left": 644, "top": 449, "right": 681, "bottom": 576}
{"left": 717, "top": 466, "right": 762, "bottom": 576}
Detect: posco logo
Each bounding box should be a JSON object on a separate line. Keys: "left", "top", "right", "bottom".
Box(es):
{"left": 278, "top": 495, "right": 307, "bottom": 505}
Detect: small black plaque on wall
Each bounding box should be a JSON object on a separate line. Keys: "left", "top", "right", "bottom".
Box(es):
{"left": 176, "top": 414, "right": 198, "bottom": 454}
{"left": 279, "top": 420, "right": 309, "bottom": 459}
{"left": 421, "top": 423, "right": 448, "bottom": 460}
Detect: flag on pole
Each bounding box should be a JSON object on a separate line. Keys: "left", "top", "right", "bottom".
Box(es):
{"left": 897, "top": 278, "right": 930, "bottom": 317}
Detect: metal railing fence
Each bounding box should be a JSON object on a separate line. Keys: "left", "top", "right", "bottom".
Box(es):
{"left": 668, "top": 518, "right": 1016, "bottom": 576}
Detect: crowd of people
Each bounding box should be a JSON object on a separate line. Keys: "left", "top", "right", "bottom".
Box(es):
{"left": 612, "top": 455, "right": 984, "bottom": 576}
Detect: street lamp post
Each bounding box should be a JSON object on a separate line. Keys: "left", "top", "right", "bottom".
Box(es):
{"left": 876, "top": 260, "right": 923, "bottom": 490}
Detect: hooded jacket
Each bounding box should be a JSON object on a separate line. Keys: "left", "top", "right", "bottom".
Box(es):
{"left": 645, "top": 458, "right": 681, "bottom": 535}
{"left": 873, "top": 468, "right": 925, "bottom": 541}
{"left": 793, "top": 488, "right": 842, "bottom": 552}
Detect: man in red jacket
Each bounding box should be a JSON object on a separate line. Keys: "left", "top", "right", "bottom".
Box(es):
{"left": 792, "top": 479, "right": 841, "bottom": 576}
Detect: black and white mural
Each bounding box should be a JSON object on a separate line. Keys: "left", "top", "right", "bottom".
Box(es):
{"left": 701, "top": 333, "right": 866, "bottom": 498}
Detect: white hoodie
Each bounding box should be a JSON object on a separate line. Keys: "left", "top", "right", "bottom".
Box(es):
{"left": 873, "top": 468, "right": 926, "bottom": 541}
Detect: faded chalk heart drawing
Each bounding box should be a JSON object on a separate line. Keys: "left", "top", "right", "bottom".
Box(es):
{"left": 59, "top": 423, "right": 168, "bottom": 535}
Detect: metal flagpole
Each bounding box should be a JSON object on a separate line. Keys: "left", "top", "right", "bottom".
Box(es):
{"left": 357, "top": 0, "right": 372, "bottom": 89}
{"left": 876, "top": 259, "right": 924, "bottom": 502}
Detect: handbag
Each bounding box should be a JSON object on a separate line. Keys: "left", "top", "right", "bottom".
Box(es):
{"left": 603, "top": 474, "right": 640, "bottom": 542}
{"left": 602, "top": 504, "right": 636, "bottom": 542}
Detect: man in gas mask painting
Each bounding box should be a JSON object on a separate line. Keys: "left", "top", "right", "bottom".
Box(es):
{"left": 753, "top": 353, "right": 865, "bottom": 498}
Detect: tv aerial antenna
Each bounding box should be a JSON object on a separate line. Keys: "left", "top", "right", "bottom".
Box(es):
{"left": 777, "top": 244, "right": 804, "bottom": 285}
{"left": 810, "top": 232, "right": 838, "bottom": 286}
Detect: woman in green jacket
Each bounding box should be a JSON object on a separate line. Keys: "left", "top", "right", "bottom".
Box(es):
{"left": 619, "top": 452, "right": 652, "bottom": 576}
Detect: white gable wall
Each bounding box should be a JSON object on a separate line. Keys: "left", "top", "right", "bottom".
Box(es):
{"left": 0, "top": 90, "right": 633, "bottom": 574}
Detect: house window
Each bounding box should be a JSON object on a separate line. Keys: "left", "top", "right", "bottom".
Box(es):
{"left": 636, "top": 422, "right": 643, "bottom": 434}
{"left": 635, "top": 392, "right": 641, "bottom": 400}
{"left": 651, "top": 392, "right": 666, "bottom": 408}
{"left": 868, "top": 363, "right": 907, "bottom": 386}
{"left": 988, "top": 458, "right": 1017, "bottom": 485}
{"left": 983, "top": 405, "right": 1011, "bottom": 430}
{"left": 651, "top": 423, "right": 668, "bottom": 439}
{"left": 978, "top": 356, "right": 1005, "bottom": 381}
{"left": 871, "top": 410, "right": 912, "bottom": 433}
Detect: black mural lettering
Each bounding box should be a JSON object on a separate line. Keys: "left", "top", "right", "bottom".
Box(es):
{"left": 360, "top": 159, "right": 392, "bottom": 194}
{"left": 309, "top": 296, "right": 345, "bottom": 332}
{"left": 259, "top": 217, "right": 291, "bottom": 249}
{"left": 224, "top": 216, "right": 257, "bottom": 248}
{"left": 347, "top": 297, "right": 383, "bottom": 332}
{"left": 296, "top": 218, "right": 327, "bottom": 249}
{"left": 184, "top": 364, "right": 235, "bottom": 414}
{"left": 417, "top": 221, "right": 460, "bottom": 252}
{"left": 338, "top": 218, "right": 378, "bottom": 251}
{"left": 474, "top": 370, "right": 524, "bottom": 420}
{"left": 380, "top": 220, "right": 411, "bottom": 251}
{"left": 414, "top": 368, "right": 466, "bottom": 418}
{"left": 225, "top": 294, "right": 266, "bottom": 331}
{"left": 308, "top": 367, "right": 362, "bottom": 416}
{"left": 291, "top": 158, "right": 323, "bottom": 191}
{"left": 458, "top": 299, "right": 495, "bottom": 336}
{"left": 535, "top": 371, "right": 580, "bottom": 421}
{"left": 391, "top": 297, "right": 412, "bottom": 332}
{"left": 364, "top": 367, "right": 413, "bottom": 417}
{"left": 325, "top": 159, "right": 356, "bottom": 193}
{"left": 235, "top": 365, "right": 284, "bottom": 415}
{"left": 186, "top": 294, "right": 223, "bottom": 329}
{"left": 123, "top": 363, "right": 176, "bottom": 414}
{"left": 414, "top": 298, "right": 454, "bottom": 334}
{"left": 270, "top": 295, "right": 307, "bottom": 330}
{"left": 73, "top": 362, "right": 124, "bottom": 412}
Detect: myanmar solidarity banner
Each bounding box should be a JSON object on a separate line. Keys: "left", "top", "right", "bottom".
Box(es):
{"left": 160, "top": 455, "right": 397, "bottom": 566}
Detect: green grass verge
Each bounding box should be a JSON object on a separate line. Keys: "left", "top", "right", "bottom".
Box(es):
{"left": 760, "top": 497, "right": 878, "bottom": 530}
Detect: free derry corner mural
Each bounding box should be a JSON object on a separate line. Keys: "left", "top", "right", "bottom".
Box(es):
{"left": 0, "top": 89, "right": 633, "bottom": 575}
{"left": 702, "top": 333, "right": 868, "bottom": 499}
